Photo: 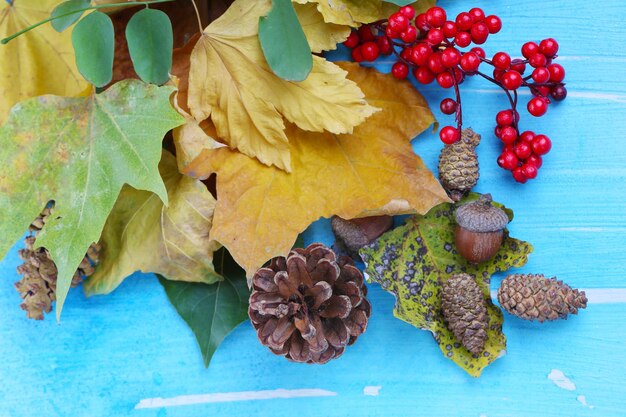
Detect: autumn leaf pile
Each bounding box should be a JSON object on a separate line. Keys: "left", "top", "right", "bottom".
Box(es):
{"left": 0, "top": 0, "right": 446, "bottom": 333}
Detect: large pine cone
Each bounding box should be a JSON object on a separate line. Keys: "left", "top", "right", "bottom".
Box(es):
{"left": 498, "top": 273, "right": 587, "bottom": 322}
{"left": 441, "top": 273, "right": 489, "bottom": 355}
{"left": 249, "top": 243, "right": 371, "bottom": 364}
{"left": 14, "top": 204, "right": 100, "bottom": 320}
{"left": 438, "top": 128, "right": 480, "bottom": 201}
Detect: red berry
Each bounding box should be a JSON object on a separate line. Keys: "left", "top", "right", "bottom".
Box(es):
{"left": 469, "top": 7, "right": 485, "bottom": 22}
{"left": 529, "top": 53, "right": 547, "bottom": 68}
{"left": 510, "top": 58, "right": 526, "bottom": 74}
{"left": 526, "top": 154, "right": 543, "bottom": 168}
{"left": 361, "top": 41, "right": 380, "bottom": 61}
{"left": 351, "top": 46, "right": 364, "bottom": 62}
{"left": 492, "top": 52, "right": 511, "bottom": 69}
{"left": 386, "top": 25, "right": 398, "bottom": 38}
{"left": 551, "top": 84, "right": 567, "bottom": 101}
{"left": 414, "top": 66, "right": 435, "bottom": 84}
{"left": 484, "top": 15, "right": 502, "bottom": 33}
{"left": 500, "top": 151, "right": 519, "bottom": 171}
{"left": 470, "top": 47, "right": 485, "bottom": 58}
{"left": 410, "top": 43, "right": 432, "bottom": 65}
{"left": 440, "top": 98, "right": 457, "bottom": 114}
{"left": 343, "top": 31, "right": 359, "bottom": 48}
{"left": 496, "top": 110, "right": 514, "bottom": 126}
{"left": 454, "top": 31, "right": 472, "bottom": 47}
{"left": 455, "top": 12, "right": 473, "bottom": 31}
{"left": 521, "top": 42, "right": 539, "bottom": 59}
{"left": 388, "top": 13, "right": 409, "bottom": 34}
{"left": 521, "top": 163, "right": 538, "bottom": 179}
{"left": 441, "top": 47, "right": 461, "bottom": 67}
{"left": 532, "top": 67, "right": 550, "bottom": 83}
{"left": 519, "top": 130, "right": 536, "bottom": 143}
{"left": 500, "top": 126, "right": 517, "bottom": 144}
{"left": 494, "top": 126, "right": 502, "bottom": 138}
{"left": 400, "top": 47, "right": 412, "bottom": 61}
{"left": 391, "top": 62, "right": 409, "bottom": 79}
{"left": 399, "top": 5, "right": 416, "bottom": 20}
{"left": 512, "top": 168, "right": 528, "bottom": 183}
{"left": 401, "top": 25, "right": 418, "bottom": 42}
{"left": 527, "top": 97, "right": 548, "bottom": 117}
{"left": 427, "top": 28, "right": 444, "bottom": 45}
{"left": 426, "top": 6, "right": 446, "bottom": 28}
{"left": 532, "top": 85, "right": 551, "bottom": 97}
{"left": 470, "top": 22, "right": 489, "bottom": 44}
{"left": 453, "top": 67, "right": 465, "bottom": 83}
{"left": 358, "top": 25, "right": 376, "bottom": 42}
{"left": 376, "top": 36, "right": 392, "bottom": 55}
{"left": 515, "top": 142, "right": 533, "bottom": 159}
{"left": 442, "top": 21, "right": 457, "bottom": 38}
{"left": 460, "top": 52, "right": 480, "bottom": 72}
{"left": 415, "top": 13, "right": 428, "bottom": 31}
{"left": 532, "top": 134, "right": 552, "bottom": 155}
{"left": 539, "top": 38, "right": 559, "bottom": 57}
{"left": 428, "top": 52, "right": 446, "bottom": 73}
{"left": 502, "top": 70, "right": 523, "bottom": 90}
{"left": 547, "top": 63, "right": 565, "bottom": 82}
{"left": 440, "top": 126, "right": 460, "bottom": 144}
{"left": 493, "top": 68, "right": 505, "bottom": 82}
{"left": 436, "top": 71, "right": 455, "bottom": 88}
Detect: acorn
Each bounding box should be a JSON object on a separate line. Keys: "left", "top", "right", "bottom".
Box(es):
{"left": 454, "top": 194, "right": 509, "bottom": 263}
{"left": 331, "top": 215, "right": 393, "bottom": 259}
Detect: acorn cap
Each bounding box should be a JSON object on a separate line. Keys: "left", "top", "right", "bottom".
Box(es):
{"left": 455, "top": 194, "right": 509, "bottom": 233}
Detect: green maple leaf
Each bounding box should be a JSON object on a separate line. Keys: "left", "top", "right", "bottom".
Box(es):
{"left": 360, "top": 194, "right": 533, "bottom": 377}
{"left": 0, "top": 80, "right": 184, "bottom": 319}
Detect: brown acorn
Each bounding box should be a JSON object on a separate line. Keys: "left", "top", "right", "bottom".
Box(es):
{"left": 331, "top": 215, "right": 393, "bottom": 259}
{"left": 454, "top": 194, "right": 509, "bottom": 263}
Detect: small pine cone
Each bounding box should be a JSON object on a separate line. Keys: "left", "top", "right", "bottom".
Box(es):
{"left": 249, "top": 243, "right": 371, "bottom": 364}
{"left": 438, "top": 128, "right": 481, "bottom": 201}
{"left": 14, "top": 204, "right": 101, "bottom": 320}
{"left": 498, "top": 273, "right": 588, "bottom": 322}
{"left": 441, "top": 273, "right": 489, "bottom": 355}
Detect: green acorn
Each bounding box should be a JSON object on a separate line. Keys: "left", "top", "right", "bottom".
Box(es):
{"left": 438, "top": 128, "right": 481, "bottom": 201}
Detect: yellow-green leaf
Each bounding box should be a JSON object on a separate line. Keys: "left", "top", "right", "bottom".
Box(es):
{"left": 0, "top": 0, "right": 90, "bottom": 125}
{"left": 294, "top": 2, "right": 350, "bottom": 53}
{"left": 84, "top": 151, "right": 221, "bottom": 296}
{"left": 187, "top": 0, "right": 378, "bottom": 171}
{"left": 185, "top": 62, "right": 449, "bottom": 278}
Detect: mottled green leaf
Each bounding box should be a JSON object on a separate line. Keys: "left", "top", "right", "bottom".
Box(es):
{"left": 360, "top": 194, "right": 533, "bottom": 377}
{"left": 126, "top": 8, "right": 173, "bottom": 85}
{"left": 84, "top": 150, "right": 221, "bottom": 296}
{"left": 159, "top": 248, "right": 251, "bottom": 367}
{"left": 259, "top": 0, "right": 312, "bottom": 81}
{"left": 72, "top": 11, "right": 114, "bottom": 87}
{"left": 51, "top": 0, "right": 91, "bottom": 32}
{"left": 0, "top": 80, "right": 184, "bottom": 319}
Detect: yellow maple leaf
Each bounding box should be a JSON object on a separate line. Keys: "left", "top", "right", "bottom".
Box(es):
{"left": 84, "top": 151, "right": 221, "bottom": 296}
{"left": 187, "top": 0, "right": 378, "bottom": 172}
{"left": 185, "top": 62, "right": 450, "bottom": 277}
{"left": 294, "top": 2, "right": 350, "bottom": 53}
{"left": 0, "top": 0, "right": 90, "bottom": 125}
{"left": 295, "top": 0, "right": 436, "bottom": 26}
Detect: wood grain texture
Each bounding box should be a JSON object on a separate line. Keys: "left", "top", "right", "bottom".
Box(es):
{"left": 1, "top": 0, "right": 625, "bottom": 416}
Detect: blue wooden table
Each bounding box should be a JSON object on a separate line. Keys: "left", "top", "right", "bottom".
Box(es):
{"left": 2, "top": 0, "right": 626, "bottom": 416}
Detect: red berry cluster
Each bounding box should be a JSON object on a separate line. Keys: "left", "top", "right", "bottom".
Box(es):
{"left": 343, "top": 6, "right": 567, "bottom": 184}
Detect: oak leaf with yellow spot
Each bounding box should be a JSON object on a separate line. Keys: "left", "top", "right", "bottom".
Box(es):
{"left": 187, "top": 0, "right": 378, "bottom": 172}
{"left": 185, "top": 62, "right": 449, "bottom": 278}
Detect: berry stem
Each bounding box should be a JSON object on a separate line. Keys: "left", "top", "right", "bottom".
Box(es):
{"left": 451, "top": 69, "right": 463, "bottom": 132}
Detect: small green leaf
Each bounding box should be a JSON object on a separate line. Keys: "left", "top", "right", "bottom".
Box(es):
{"left": 383, "top": 0, "right": 415, "bottom": 6}
{"left": 360, "top": 194, "right": 533, "bottom": 377}
{"left": 126, "top": 8, "right": 173, "bottom": 85}
{"left": 159, "top": 249, "right": 251, "bottom": 367}
{"left": 72, "top": 11, "right": 114, "bottom": 87}
{"left": 259, "top": 0, "right": 312, "bottom": 81}
{"left": 51, "top": 0, "right": 92, "bottom": 32}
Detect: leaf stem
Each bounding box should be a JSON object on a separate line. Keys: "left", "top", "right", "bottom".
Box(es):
{"left": 1, "top": 0, "right": 174, "bottom": 44}
{"left": 188, "top": 0, "right": 204, "bottom": 34}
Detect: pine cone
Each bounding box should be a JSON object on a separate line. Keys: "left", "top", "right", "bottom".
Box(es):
{"left": 498, "top": 273, "right": 587, "bottom": 322}
{"left": 441, "top": 273, "right": 488, "bottom": 355}
{"left": 14, "top": 204, "right": 101, "bottom": 320}
{"left": 438, "top": 128, "right": 481, "bottom": 201}
{"left": 249, "top": 243, "right": 371, "bottom": 364}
